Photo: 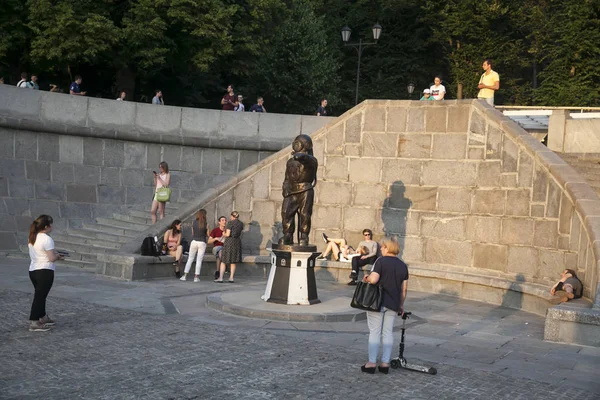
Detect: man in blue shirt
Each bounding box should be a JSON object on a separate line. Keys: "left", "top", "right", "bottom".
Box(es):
{"left": 316, "top": 99, "right": 327, "bottom": 116}
{"left": 250, "top": 97, "right": 267, "bottom": 112}
{"left": 69, "top": 76, "right": 86, "bottom": 96}
{"left": 152, "top": 89, "right": 164, "bottom": 105}
{"left": 30, "top": 74, "right": 39, "bottom": 90}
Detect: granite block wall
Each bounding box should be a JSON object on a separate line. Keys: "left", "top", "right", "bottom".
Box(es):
{"left": 0, "top": 127, "right": 271, "bottom": 249}
{"left": 0, "top": 86, "right": 332, "bottom": 251}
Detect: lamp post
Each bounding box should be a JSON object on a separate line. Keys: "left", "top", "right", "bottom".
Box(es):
{"left": 407, "top": 83, "right": 415, "bottom": 100}
{"left": 341, "top": 23, "right": 382, "bottom": 105}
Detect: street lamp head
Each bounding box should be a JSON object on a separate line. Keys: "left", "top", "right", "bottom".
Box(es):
{"left": 341, "top": 26, "right": 351, "bottom": 42}
{"left": 407, "top": 82, "right": 415, "bottom": 95}
{"left": 372, "top": 23, "right": 382, "bottom": 41}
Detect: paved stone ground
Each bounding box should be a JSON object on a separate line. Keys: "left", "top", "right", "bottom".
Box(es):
{"left": 1, "top": 257, "right": 599, "bottom": 400}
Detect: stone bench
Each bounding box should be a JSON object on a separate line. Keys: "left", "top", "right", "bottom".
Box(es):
{"left": 314, "top": 260, "right": 593, "bottom": 317}
{"left": 97, "top": 252, "right": 271, "bottom": 280}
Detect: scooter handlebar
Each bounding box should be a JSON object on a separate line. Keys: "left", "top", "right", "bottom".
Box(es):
{"left": 401, "top": 311, "right": 412, "bottom": 320}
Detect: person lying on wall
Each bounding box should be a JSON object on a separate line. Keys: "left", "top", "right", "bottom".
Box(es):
{"left": 316, "top": 234, "right": 369, "bottom": 263}
{"left": 549, "top": 269, "right": 583, "bottom": 304}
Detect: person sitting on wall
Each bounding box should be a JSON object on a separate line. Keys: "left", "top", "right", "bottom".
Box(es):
{"left": 550, "top": 269, "right": 583, "bottom": 303}
{"left": 164, "top": 219, "right": 183, "bottom": 278}
{"left": 209, "top": 216, "right": 227, "bottom": 279}
{"left": 348, "top": 229, "right": 378, "bottom": 286}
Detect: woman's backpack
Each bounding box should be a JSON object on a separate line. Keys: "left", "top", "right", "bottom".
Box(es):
{"left": 141, "top": 236, "right": 161, "bottom": 256}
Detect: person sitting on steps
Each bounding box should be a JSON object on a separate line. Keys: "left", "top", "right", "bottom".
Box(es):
{"left": 550, "top": 269, "right": 583, "bottom": 303}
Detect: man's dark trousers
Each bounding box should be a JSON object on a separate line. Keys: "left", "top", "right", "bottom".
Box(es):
{"left": 351, "top": 256, "right": 377, "bottom": 279}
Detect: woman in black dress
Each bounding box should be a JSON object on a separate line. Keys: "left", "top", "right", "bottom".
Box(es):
{"left": 214, "top": 211, "right": 243, "bottom": 283}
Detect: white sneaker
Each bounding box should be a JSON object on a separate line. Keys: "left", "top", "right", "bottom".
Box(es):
{"left": 180, "top": 274, "right": 187, "bottom": 281}
{"left": 29, "top": 321, "right": 51, "bottom": 332}
{"left": 194, "top": 277, "right": 200, "bottom": 283}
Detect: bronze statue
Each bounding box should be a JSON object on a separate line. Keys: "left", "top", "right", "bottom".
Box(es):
{"left": 278, "top": 134, "right": 318, "bottom": 246}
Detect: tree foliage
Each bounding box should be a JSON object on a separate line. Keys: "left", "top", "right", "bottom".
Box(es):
{"left": 1, "top": 0, "right": 599, "bottom": 112}
{"left": 258, "top": 1, "right": 341, "bottom": 114}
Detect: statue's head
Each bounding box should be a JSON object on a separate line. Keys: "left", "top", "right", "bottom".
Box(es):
{"left": 292, "top": 134, "right": 313, "bottom": 156}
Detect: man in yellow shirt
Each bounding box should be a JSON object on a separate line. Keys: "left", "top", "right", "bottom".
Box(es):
{"left": 477, "top": 59, "right": 500, "bottom": 106}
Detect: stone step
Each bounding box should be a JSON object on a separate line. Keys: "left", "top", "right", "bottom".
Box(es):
{"left": 5, "top": 247, "right": 98, "bottom": 269}
{"left": 112, "top": 213, "right": 153, "bottom": 225}
{"left": 52, "top": 233, "right": 121, "bottom": 249}
{"left": 53, "top": 241, "right": 116, "bottom": 254}
{"left": 127, "top": 209, "right": 153, "bottom": 219}
{"left": 2, "top": 250, "right": 28, "bottom": 260}
{"left": 81, "top": 223, "right": 142, "bottom": 237}
{"left": 56, "top": 258, "right": 98, "bottom": 272}
{"left": 95, "top": 217, "right": 151, "bottom": 231}
{"left": 69, "top": 228, "right": 131, "bottom": 243}
{"left": 64, "top": 252, "right": 100, "bottom": 263}
{"left": 17, "top": 245, "right": 100, "bottom": 263}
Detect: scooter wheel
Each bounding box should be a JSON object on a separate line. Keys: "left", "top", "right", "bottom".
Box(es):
{"left": 390, "top": 359, "right": 400, "bottom": 369}
{"left": 428, "top": 367, "right": 437, "bottom": 375}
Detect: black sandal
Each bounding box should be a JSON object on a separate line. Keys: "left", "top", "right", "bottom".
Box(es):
{"left": 378, "top": 365, "right": 389, "bottom": 374}
{"left": 361, "top": 364, "right": 376, "bottom": 374}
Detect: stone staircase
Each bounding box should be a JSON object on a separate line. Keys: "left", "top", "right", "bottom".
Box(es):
{"left": 557, "top": 153, "right": 600, "bottom": 196}
{"left": 5, "top": 203, "right": 187, "bottom": 272}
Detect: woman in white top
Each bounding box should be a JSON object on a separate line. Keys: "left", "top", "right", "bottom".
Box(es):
{"left": 28, "top": 215, "right": 64, "bottom": 332}
{"left": 151, "top": 161, "right": 171, "bottom": 224}
{"left": 116, "top": 91, "right": 126, "bottom": 101}
{"left": 429, "top": 76, "right": 446, "bottom": 100}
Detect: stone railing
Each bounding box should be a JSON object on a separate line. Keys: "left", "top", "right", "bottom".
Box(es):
{"left": 548, "top": 109, "right": 600, "bottom": 153}
{"left": 0, "top": 85, "right": 333, "bottom": 152}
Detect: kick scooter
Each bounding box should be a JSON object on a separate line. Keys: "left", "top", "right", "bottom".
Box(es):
{"left": 390, "top": 312, "right": 437, "bottom": 375}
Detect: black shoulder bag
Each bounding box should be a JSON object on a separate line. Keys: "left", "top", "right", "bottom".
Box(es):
{"left": 350, "top": 259, "right": 383, "bottom": 312}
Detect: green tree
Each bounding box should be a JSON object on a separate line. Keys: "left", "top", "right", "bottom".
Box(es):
{"left": 258, "top": 1, "right": 341, "bottom": 114}
{"left": 534, "top": 0, "right": 600, "bottom": 106}
{"left": 0, "top": 0, "right": 30, "bottom": 78}
{"left": 422, "top": 0, "right": 533, "bottom": 104}
{"left": 27, "top": 0, "right": 119, "bottom": 79}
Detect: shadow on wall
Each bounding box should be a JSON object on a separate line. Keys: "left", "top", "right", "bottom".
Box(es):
{"left": 242, "top": 220, "right": 264, "bottom": 255}
{"left": 268, "top": 222, "right": 283, "bottom": 249}
{"left": 502, "top": 273, "right": 525, "bottom": 310}
{"left": 381, "top": 181, "right": 412, "bottom": 258}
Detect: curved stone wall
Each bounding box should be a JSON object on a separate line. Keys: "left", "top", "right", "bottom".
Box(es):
{"left": 125, "top": 100, "right": 600, "bottom": 310}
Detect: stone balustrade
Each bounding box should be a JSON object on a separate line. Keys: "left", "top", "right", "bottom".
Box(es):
{"left": 0, "top": 85, "right": 333, "bottom": 151}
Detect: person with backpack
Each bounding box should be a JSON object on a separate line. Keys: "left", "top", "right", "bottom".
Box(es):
{"left": 17, "top": 72, "right": 33, "bottom": 88}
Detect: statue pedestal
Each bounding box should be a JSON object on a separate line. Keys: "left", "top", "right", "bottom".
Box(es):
{"left": 263, "top": 244, "right": 321, "bottom": 305}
